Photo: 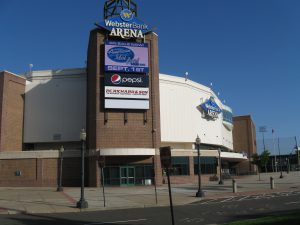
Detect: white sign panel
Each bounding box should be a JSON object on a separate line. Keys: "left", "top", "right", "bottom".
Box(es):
{"left": 105, "top": 86, "right": 149, "bottom": 99}
{"left": 105, "top": 99, "right": 149, "bottom": 109}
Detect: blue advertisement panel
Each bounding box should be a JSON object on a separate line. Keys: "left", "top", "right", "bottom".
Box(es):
{"left": 200, "top": 97, "right": 222, "bottom": 120}
{"left": 105, "top": 41, "right": 149, "bottom": 73}
{"left": 105, "top": 73, "right": 149, "bottom": 87}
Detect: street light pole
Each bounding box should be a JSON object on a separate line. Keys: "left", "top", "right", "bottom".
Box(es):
{"left": 295, "top": 136, "right": 299, "bottom": 169}
{"left": 77, "top": 128, "right": 88, "bottom": 209}
{"left": 259, "top": 126, "right": 267, "bottom": 151}
{"left": 272, "top": 130, "right": 277, "bottom": 172}
{"left": 278, "top": 138, "right": 283, "bottom": 179}
{"left": 195, "top": 135, "right": 205, "bottom": 197}
{"left": 218, "top": 148, "right": 224, "bottom": 185}
{"left": 57, "top": 146, "right": 65, "bottom": 192}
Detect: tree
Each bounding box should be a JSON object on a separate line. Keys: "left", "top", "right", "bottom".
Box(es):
{"left": 251, "top": 153, "right": 261, "bottom": 181}
{"left": 260, "top": 150, "right": 271, "bottom": 173}
{"left": 251, "top": 150, "right": 271, "bottom": 181}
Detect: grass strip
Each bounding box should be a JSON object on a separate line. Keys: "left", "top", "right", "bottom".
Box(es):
{"left": 222, "top": 211, "right": 300, "bottom": 225}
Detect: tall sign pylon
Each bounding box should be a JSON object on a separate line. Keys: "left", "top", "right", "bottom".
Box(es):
{"left": 104, "top": 0, "right": 137, "bottom": 19}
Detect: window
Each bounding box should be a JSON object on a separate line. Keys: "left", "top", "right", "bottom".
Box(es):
{"left": 194, "top": 157, "right": 217, "bottom": 175}
{"left": 169, "top": 157, "right": 189, "bottom": 176}
{"left": 104, "top": 167, "right": 120, "bottom": 185}
{"left": 223, "top": 110, "right": 233, "bottom": 124}
{"left": 135, "top": 165, "right": 154, "bottom": 185}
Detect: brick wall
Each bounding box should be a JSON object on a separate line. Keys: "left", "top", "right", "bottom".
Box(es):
{"left": 233, "top": 115, "right": 257, "bottom": 174}
{"left": 0, "top": 157, "right": 81, "bottom": 187}
{"left": 86, "top": 30, "right": 161, "bottom": 186}
{"left": 86, "top": 30, "right": 161, "bottom": 150}
{"left": 0, "top": 71, "right": 26, "bottom": 152}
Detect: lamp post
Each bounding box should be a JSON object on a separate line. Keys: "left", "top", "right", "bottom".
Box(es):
{"left": 218, "top": 148, "right": 224, "bottom": 185}
{"left": 195, "top": 135, "right": 205, "bottom": 197}
{"left": 259, "top": 126, "right": 267, "bottom": 151}
{"left": 57, "top": 146, "right": 65, "bottom": 192}
{"left": 278, "top": 138, "right": 283, "bottom": 179}
{"left": 295, "top": 136, "right": 299, "bottom": 170}
{"left": 77, "top": 128, "right": 88, "bottom": 208}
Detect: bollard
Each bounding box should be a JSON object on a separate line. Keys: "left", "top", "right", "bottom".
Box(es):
{"left": 232, "top": 179, "right": 237, "bottom": 193}
{"left": 270, "top": 176, "right": 275, "bottom": 189}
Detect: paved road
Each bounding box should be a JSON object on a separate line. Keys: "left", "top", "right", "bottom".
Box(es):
{"left": 0, "top": 192, "right": 300, "bottom": 225}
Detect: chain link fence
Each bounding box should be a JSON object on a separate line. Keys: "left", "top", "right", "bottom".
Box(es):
{"left": 257, "top": 136, "right": 299, "bottom": 172}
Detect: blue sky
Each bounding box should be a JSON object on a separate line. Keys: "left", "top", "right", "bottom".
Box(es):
{"left": 0, "top": 0, "right": 299, "bottom": 148}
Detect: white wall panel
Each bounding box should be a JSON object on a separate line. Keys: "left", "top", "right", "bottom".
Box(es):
{"left": 24, "top": 70, "right": 86, "bottom": 143}
{"left": 159, "top": 74, "right": 233, "bottom": 150}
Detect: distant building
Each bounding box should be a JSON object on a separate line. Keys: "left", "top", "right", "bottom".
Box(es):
{"left": 233, "top": 115, "right": 257, "bottom": 174}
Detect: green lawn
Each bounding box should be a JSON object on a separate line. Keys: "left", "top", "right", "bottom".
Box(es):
{"left": 222, "top": 211, "right": 300, "bottom": 225}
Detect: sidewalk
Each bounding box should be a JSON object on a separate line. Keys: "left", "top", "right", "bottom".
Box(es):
{"left": 0, "top": 172, "right": 299, "bottom": 215}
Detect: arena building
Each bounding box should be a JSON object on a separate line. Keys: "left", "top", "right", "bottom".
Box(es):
{"left": 0, "top": 0, "right": 254, "bottom": 187}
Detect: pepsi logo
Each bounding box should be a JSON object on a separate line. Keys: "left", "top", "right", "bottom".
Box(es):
{"left": 111, "top": 74, "right": 121, "bottom": 85}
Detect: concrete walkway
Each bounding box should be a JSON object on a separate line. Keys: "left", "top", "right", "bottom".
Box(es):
{"left": 0, "top": 172, "right": 299, "bottom": 215}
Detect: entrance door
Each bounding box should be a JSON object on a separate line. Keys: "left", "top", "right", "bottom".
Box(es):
{"left": 120, "top": 166, "right": 135, "bottom": 186}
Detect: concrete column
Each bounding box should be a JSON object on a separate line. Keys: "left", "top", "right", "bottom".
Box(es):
{"left": 232, "top": 179, "right": 237, "bottom": 193}
{"left": 154, "top": 154, "right": 163, "bottom": 186}
{"left": 270, "top": 177, "right": 275, "bottom": 189}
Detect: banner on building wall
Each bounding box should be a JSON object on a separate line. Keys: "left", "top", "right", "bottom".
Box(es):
{"left": 105, "top": 86, "right": 149, "bottom": 99}
{"left": 105, "top": 41, "right": 149, "bottom": 73}
{"left": 105, "top": 73, "right": 149, "bottom": 87}
{"left": 200, "top": 97, "right": 222, "bottom": 120}
{"left": 105, "top": 99, "right": 149, "bottom": 109}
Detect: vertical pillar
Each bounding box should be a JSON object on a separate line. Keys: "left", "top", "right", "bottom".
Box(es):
{"left": 88, "top": 156, "right": 100, "bottom": 187}
{"left": 154, "top": 153, "right": 162, "bottom": 186}
{"left": 36, "top": 158, "right": 43, "bottom": 186}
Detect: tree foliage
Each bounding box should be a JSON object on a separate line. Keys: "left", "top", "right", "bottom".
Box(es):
{"left": 260, "top": 150, "right": 271, "bottom": 171}
{"left": 251, "top": 150, "right": 271, "bottom": 173}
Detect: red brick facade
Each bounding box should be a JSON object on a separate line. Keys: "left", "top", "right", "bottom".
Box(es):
{"left": 0, "top": 71, "right": 26, "bottom": 152}
{"left": 86, "top": 29, "right": 162, "bottom": 186}
{"left": 0, "top": 157, "right": 81, "bottom": 187}
{"left": 233, "top": 115, "right": 257, "bottom": 174}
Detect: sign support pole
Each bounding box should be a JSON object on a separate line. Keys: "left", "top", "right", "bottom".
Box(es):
{"left": 160, "top": 146, "right": 175, "bottom": 225}
{"left": 152, "top": 156, "right": 158, "bottom": 205}
{"left": 166, "top": 167, "right": 175, "bottom": 225}
{"left": 101, "top": 167, "right": 106, "bottom": 207}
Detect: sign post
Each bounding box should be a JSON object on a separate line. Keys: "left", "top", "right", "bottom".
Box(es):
{"left": 160, "top": 146, "right": 175, "bottom": 225}
{"left": 152, "top": 156, "right": 158, "bottom": 205}
{"left": 98, "top": 156, "right": 106, "bottom": 207}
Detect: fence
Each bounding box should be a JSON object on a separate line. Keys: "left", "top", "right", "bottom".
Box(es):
{"left": 257, "top": 136, "right": 299, "bottom": 172}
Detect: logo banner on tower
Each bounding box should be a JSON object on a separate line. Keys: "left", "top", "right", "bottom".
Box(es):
{"left": 105, "top": 73, "right": 149, "bottom": 87}
{"left": 105, "top": 41, "right": 149, "bottom": 73}
{"left": 105, "top": 86, "right": 149, "bottom": 99}
{"left": 200, "top": 97, "right": 222, "bottom": 120}
{"left": 105, "top": 99, "right": 149, "bottom": 110}
{"left": 97, "top": 9, "right": 152, "bottom": 39}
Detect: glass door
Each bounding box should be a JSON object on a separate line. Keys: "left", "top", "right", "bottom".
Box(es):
{"left": 120, "top": 166, "right": 135, "bottom": 186}
{"left": 127, "top": 167, "right": 135, "bottom": 185}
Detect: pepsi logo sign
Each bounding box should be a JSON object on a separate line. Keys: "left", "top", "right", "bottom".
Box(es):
{"left": 105, "top": 73, "right": 149, "bottom": 87}
{"left": 107, "top": 47, "right": 135, "bottom": 63}
{"left": 111, "top": 74, "right": 121, "bottom": 85}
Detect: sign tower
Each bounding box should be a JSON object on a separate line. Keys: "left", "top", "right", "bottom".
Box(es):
{"left": 86, "top": 0, "right": 162, "bottom": 186}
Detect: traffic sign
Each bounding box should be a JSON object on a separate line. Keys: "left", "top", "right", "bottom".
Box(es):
{"left": 160, "top": 146, "right": 172, "bottom": 168}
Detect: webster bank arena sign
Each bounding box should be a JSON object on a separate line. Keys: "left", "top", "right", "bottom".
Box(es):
{"left": 97, "top": 9, "right": 151, "bottom": 39}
